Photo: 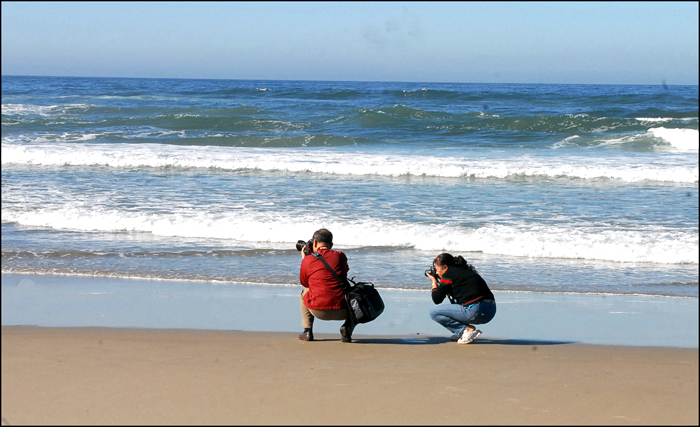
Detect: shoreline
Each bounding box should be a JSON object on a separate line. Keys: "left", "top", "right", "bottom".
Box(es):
{"left": 2, "top": 325, "right": 698, "bottom": 425}
{"left": 4, "top": 269, "right": 699, "bottom": 300}
{"left": 2, "top": 273, "right": 698, "bottom": 348}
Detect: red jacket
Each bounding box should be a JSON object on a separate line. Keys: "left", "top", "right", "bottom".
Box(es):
{"left": 299, "top": 248, "right": 349, "bottom": 310}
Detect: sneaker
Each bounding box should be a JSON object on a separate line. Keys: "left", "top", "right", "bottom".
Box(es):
{"left": 457, "top": 329, "right": 482, "bottom": 344}
{"left": 450, "top": 329, "right": 466, "bottom": 341}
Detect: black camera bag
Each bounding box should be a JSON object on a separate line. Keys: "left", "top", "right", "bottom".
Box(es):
{"left": 312, "top": 252, "right": 384, "bottom": 324}
{"left": 343, "top": 278, "right": 385, "bottom": 324}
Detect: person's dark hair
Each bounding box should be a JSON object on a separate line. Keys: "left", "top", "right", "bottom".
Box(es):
{"left": 313, "top": 228, "right": 333, "bottom": 246}
{"left": 433, "top": 253, "right": 477, "bottom": 272}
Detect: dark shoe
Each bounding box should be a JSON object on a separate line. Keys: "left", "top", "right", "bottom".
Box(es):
{"left": 298, "top": 331, "right": 314, "bottom": 341}
{"left": 340, "top": 321, "right": 355, "bottom": 343}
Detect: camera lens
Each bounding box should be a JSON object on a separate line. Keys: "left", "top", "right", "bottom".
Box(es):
{"left": 295, "top": 240, "right": 306, "bottom": 251}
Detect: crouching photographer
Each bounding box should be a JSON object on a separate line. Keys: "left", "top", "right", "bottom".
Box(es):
{"left": 296, "top": 228, "right": 356, "bottom": 343}
{"left": 426, "top": 253, "right": 496, "bottom": 344}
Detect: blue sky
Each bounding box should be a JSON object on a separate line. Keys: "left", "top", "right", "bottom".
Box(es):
{"left": 2, "top": 1, "right": 698, "bottom": 85}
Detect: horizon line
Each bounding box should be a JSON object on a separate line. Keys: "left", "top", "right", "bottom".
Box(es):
{"left": 3, "top": 74, "right": 697, "bottom": 88}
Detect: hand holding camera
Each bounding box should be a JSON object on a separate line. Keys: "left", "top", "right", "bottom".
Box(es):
{"left": 425, "top": 264, "right": 440, "bottom": 289}
{"left": 296, "top": 239, "right": 314, "bottom": 256}
{"left": 424, "top": 264, "right": 438, "bottom": 279}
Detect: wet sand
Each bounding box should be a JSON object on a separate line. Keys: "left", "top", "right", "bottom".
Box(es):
{"left": 2, "top": 273, "right": 698, "bottom": 348}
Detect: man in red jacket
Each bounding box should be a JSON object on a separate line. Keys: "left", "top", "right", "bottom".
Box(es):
{"left": 298, "top": 228, "right": 355, "bottom": 342}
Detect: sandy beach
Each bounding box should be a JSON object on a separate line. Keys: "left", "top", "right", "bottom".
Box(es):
{"left": 1, "top": 326, "right": 698, "bottom": 425}
{"left": 2, "top": 273, "right": 699, "bottom": 425}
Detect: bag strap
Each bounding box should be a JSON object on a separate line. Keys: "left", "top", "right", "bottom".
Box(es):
{"left": 312, "top": 252, "right": 350, "bottom": 291}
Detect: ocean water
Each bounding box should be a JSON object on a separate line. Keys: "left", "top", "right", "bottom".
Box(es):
{"left": 2, "top": 76, "right": 698, "bottom": 298}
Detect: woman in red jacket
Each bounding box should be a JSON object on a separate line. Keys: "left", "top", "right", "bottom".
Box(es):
{"left": 298, "top": 228, "right": 355, "bottom": 342}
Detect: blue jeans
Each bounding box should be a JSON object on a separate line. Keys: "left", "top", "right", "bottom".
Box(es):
{"left": 430, "top": 300, "right": 497, "bottom": 335}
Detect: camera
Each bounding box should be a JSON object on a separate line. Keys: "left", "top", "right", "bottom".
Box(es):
{"left": 296, "top": 239, "right": 313, "bottom": 255}
{"left": 424, "top": 264, "right": 437, "bottom": 278}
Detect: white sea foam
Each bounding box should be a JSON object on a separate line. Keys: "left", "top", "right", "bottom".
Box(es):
{"left": 2, "top": 103, "right": 93, "bottom": 116}
{"left": 562, "top": 135, "right": 580, "bottom": 141}
{"left": 2, "top": 207, "right": 697, "bottom": 265}
{"left": 648, "top": 127, "right": 699, "bottom": 152}
{"left": 636, "top": 117, "right": 674, "bottom": 123}
{"left": 2, "top": 142, "right": 697, "bottom": 184}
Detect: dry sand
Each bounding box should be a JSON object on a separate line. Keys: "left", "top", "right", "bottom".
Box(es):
{"left": 2, "top": 326, "right": 698, "bottom": 425}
